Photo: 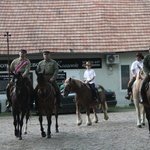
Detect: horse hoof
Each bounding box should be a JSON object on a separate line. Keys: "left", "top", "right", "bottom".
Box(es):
{"left": 94, "top": 120, "right": 98, "bottom": 123}
{"left": 15, "top": 130, "right": 19, "bottom": 137}
{"left": 24, "top": 132, "right": 27, "bottom": 134}
{"left": 87, "top": 123, "right": 92, "bottom": 126}
{"left": 19, "top": 137, "right": 22, "bottom": 140}
{"left": 77, "top": 122, "right": 82, "bottom": 126}
{"left": 47, "top": 135, "right": 51, "bottom": 139}
{"left": 104, "top": 116, "right": 109, "bottom": 120}
{"left": 41, "top": 132, "right": 46, "bottom": 137}
{"left": 142, "top": 123, "right": 145, "bottom": 126}
{"left": 137, "top": 125, "right": 142, "bottom": 128}
{"left": 56, "top": 129, "right": 59, "bottom": 133}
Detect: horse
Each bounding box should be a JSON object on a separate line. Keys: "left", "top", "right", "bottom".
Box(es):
{"left": 132, "top": 66, "right": 146, "bottom": 128}
{"left": 10, "top": 72, "right": 30, "bottom": 140}
{"left": 63, "top": 78, "right": 109, "bottom": 126}
{"left": 35, "top": 70, "right": 59, "bottom": 138}
{"left": 141, "top": 74, "right": 150, "bottom": 134}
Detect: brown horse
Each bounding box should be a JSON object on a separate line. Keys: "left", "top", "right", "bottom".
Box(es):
{"left": 63, "top": 78, "right": 109, "bottom": 126}
{"left": 10, "top": 72, "right": 30, "bottom": 140}
{"left": 141, "top": 74, "right": 150, "bottom": 134}
{"left": 35, "top": 70, "right": 59, "bottom": 138}
{"left": 132, "top": 66, "right": 145, "bottom": 127}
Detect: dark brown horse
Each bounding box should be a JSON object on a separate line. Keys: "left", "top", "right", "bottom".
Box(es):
{"left": 63, "top": 78, "right": 109, "bottom": 126}
{"left": 141, "top": 74, "right": 150, "bottom": 134}
{"left": 10, "top": 72, "right": 30, "bottom": 140}
{"left": 35, "top": 70, "right": 59, "bottom": 138}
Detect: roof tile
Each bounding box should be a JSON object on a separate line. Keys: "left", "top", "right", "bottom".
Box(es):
{"left": 0, "top": 0, "right": 149, "bottom": 55}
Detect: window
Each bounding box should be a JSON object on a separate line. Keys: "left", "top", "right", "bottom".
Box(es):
{"left": 121, "top": 65, "right": 130, "bottom": 89}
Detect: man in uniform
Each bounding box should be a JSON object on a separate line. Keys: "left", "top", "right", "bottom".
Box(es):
{"left": 35, "top": 51, "right": 62, "bottom": 108}
{"left": 6, "top": 49, "right": 34, "bottom": 109}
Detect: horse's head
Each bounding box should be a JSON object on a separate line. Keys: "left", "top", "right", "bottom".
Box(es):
{"left": 12, "top": 72, "right": 24, "bottom": 95}
{"left": 63, "top": 78, "right": 75, "bottom": 97}
{"left": 35, "top": 69, "right": 47, "bottom": 85}
{"left": 35, "top": 69, "right": 52, "bottom": 98}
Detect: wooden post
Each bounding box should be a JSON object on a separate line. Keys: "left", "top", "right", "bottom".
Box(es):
{"left": 4, "top": 32, "right": 11, "bottom": 82}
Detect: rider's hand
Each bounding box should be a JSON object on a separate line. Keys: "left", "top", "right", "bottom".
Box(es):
{"left": 132, "top": 74, "right": 136, "bottom": 78}
{"left": 49, "top": 78, "right": 54, "bottom": 83}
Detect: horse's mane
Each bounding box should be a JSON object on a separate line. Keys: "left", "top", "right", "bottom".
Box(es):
{"left": 66, "top": 78, "right": 85, "bottom": 88}
{"left": 136, "top": 66, "right": 146, "bottom": 81}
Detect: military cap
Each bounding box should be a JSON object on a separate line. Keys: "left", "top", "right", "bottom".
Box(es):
{"left": 43, "top": 51, "right": 51, "bottom": 54}
{"left": 19, "top": 49, "right": 27, "bottom": 54}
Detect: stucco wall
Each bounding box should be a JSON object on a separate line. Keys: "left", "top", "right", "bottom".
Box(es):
{"left": 0, "top": 51, "right": 149, "bottom": 112}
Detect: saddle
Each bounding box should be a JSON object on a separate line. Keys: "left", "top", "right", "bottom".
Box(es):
{"left": 87, "top": 84, "right": 101, "bottom": 102}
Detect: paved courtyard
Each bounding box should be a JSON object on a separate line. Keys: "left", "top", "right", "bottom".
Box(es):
{"left": 0, "top": 110, "right": 150, "bottom": 150}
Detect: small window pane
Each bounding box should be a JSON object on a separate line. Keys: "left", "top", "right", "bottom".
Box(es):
{"left": 121, "top": 65, "right": 130, "bottom": 89}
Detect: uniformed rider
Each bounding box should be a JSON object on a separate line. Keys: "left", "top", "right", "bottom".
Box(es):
{"left": 35, "top": 51, "right": 62, "bottom": 108}
{"left": 6, "top": 49, "right": 34, "bottom": 109}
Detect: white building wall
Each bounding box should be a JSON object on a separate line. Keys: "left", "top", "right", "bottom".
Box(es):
{"left": 0, "top": 51, "right": 148, "bottom": 112}
{"left": 59, "top": 52, "right": 148, "bottom": 106}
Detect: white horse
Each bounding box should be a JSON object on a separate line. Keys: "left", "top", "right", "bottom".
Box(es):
{"left": 132, "top": 66, "right": 146, "bottom": 128}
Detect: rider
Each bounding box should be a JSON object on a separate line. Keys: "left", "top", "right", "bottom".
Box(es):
{"left": 125, "top": 52, "right": 144, "bottom": 100}
{"left": 141, "top": 50, "right": 150, "bottom": 103}
{"left": 83, "top": 61, "right": 98, "bottom": 102}
{"left": 35, "top": 51, "right": 62, "bottom": 108}
{"left": 6, "top": 49, "right": 34, "bottom": 109}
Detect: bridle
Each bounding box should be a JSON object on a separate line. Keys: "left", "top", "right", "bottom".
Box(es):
{"left": 37, "top": 83, "right": 53, "bottom": 101}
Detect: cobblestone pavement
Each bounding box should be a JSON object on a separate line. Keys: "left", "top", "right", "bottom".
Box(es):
{"left": 0, "top": 110, "right": 150, "bottom": 150}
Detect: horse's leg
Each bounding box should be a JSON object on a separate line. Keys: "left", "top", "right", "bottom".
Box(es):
{"left": 144, "top": 107, "right": 150, "bottom": 135}
{"left": 101, "top": 101, "right": 109, "bottom": 120}
{"left": 76, "top": 103, "right": 82, "bottom": 126}
{"left": 17, "top": 114, "right": 20, "bottom": 137}
{"left": 85, "top": 106, "right": 92, "bottom": 126}
{"left": 134, "top": 99, "right": 142, "bottom": 127}
{"left": 92, "top": 107, "right": 98, "bottom": 123}
{"left": 99, "top": 92, "right": 109, "bottom": 120}
{"left": 140, "top": 104, "right": 146, "bottom": 126}
{"left": 39, "top": 114, "right": 46, "bottom": 137}
{"left": 24, "top": 109, "right": 30, "bottom": 134}
{"left": 47, "top": 115, "right": 52, "bottom": 138}
{"left": 13, "top": 113, "right": 19, "bottom": 137}
{"left": 18, "top": 112, "right": 25, "bottom": 140}
{"left": 54, "top": 107, "right": 59, "bottom": 133}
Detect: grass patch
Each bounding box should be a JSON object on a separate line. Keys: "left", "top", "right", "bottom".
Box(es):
{"left": 0, "top": 112, "right": 12, "bottom": 117}
{"left": 108, "top": 105, "right": 135, "bottom": 112}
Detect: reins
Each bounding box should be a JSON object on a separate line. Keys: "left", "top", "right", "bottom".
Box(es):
{"left": 67, "top": 79, "right": 85, "bottom": 93}
{"left": 11, "top": 78, "right": 30, "bottom": 111}
{"left": 37, "top": 83, "right": 52, "bottom": 101}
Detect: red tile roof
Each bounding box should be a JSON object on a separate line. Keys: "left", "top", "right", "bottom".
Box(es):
{"left": 0, "top": 0, "right": 150, "bottom": 55}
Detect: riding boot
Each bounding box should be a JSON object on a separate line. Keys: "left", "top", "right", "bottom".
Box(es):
{"left": 6, "top": 84, "right": 12, "bottom": 109}
{"left": 92, "top": 89, "right": 98, "bottom": 102}
{"left": 125, "top": 87, "right": 132, "bottom": 100}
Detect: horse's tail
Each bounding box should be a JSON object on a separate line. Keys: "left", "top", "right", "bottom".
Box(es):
{"left": 96, "top": 84, "right": 105, "bottom": 91}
